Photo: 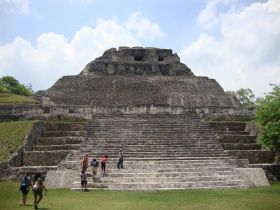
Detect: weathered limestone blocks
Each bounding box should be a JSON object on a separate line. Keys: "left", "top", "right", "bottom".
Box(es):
{"left": 227, "top": 150, "right": 274, "bottom": 164}
{"left": 45, "top": 122, "right": 87, "bottom": 131}
{"left": 209, "top": 122, "right": 246, "bottom": 131}
{"left": 80, "top": 47, "right": 192, "bottom": 76}
{"left": 37, "top": 75, "right": 240, "bottom": 108}
{"left": 23, "top": 151, "right": 69, "bottom": 166}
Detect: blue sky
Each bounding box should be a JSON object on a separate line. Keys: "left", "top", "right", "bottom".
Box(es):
{"left": 0, "top": 0, "right": 279, "bottom": 97}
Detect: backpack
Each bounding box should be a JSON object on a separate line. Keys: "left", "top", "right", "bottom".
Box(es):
{"left": 91, "top": 160, "right": 99, "bottom": 167}
{"left": 20, "top": 176, "right": 29, "bottom": 190}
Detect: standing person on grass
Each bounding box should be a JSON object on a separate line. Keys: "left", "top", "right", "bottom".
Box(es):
{"left": 19, "top": 172, "right": 32, "bottom": 206}
{"left": 100, "top": 154, "right": 109, "bottom": 176}
{"left": 33, "top": 177, "right": 48, "bottom": 209}
{"left": 117, "top": 149, "right": 124, "bottom": 169}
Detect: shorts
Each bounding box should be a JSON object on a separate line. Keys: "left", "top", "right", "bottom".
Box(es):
{"left": 20, "top": 186, "right": 28, "bottom": 194}
{"left": 92, "top": 167, "right": 97, "bottom": 175}
{"left": 81, "top": 181, "right": 87, "bottom": 185}
{"left": 33, "top": 189, "right": 43, "bottom": 197}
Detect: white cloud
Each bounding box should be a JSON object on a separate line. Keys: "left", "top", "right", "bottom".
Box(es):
{"left": 125, "top": 12, "right": 165, "bottom": 41}
{"left": 0, "top": 0, "right": 30, "bottom": 14}
{"left": 198, "top": 0, "right": 236, "bottom": 29}
{"left": 181, "top": 0, "right": 280, "bottom": 97}
{"left": 0, "top": 13, "right": 165, "bottom": 91}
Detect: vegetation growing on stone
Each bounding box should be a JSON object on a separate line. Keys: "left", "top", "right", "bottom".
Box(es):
{"left": 0, "top": 120, "right": 36, "bottom": 162}
{"left": 226, "top": 88, "right": 255, "bottom": 107}
{"left": 254, "top": 84, "right": 280, "bottom": 162}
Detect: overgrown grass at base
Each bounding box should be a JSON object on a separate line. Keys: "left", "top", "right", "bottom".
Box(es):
{"left": 0, "top": 182, "right": 280, "bottom": 210}
{"left": 0, "top": 120, "right": 36, "bottom": 162}
{"left": 0, "top": 93, "right": 38, "bottom": 104}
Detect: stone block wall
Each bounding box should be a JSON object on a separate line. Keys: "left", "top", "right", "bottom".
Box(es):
{"left": 23, "top": 151, "right": 69, "bottom": 166}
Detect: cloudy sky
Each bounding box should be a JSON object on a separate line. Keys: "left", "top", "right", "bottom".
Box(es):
{"left": 0, "top": 0, "right": 279, "bottom": 97}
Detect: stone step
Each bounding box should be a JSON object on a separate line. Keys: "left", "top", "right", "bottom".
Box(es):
{"left": 36, "top": 136, "right": 83, "bottom": 145}
{"left": 81, "top": 167, "right": 234, "bottom": 174}
{"left": 9, "top": 166, "right": 57, "bottom": 180}
{"left": 33, "top": 144, "right": 80, "bottom": 151}
{"left": 43, "top": 131, "right": 86, "bottom": 137}
{"left": 216, "top": 131, "right": 249, "bottom": 135}
{"left": 68, "top": 156, "right": 232, "bottom": 162}
{"left": 209, "top": 122, "right": 246, "bottom": 131}
{"left": 222, "top": 143, "right": 262, "bottom": 150}
{"left": 226, "top": 150, "right": 274, "bottom": 164}
{"left": 218, "top": 135, "right": 257, "bottom": 144}
{"left": 45, "top": 122, "right": 86, "bottom": 131}
{"left": 76, "top": 180, "right": 247, "bottom": 190}
{"left": 73, "top": 153, "right": 229, "bottom": 159}
{"left": 86, "top": 170, "right": 236, "bottom": 177}
{"left": 100, "top": 175, "right": 241, "bottom": 183}
{"left": 81, "top": 147, "right": 224, "bottom": 152}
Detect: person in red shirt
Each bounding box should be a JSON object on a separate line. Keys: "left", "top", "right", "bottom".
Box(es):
{"left": 100, "top": 154, "right": 108, "bottom": 176}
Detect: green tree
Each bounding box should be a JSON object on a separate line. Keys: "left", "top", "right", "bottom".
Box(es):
{"left": 254, "top": 84, "right": 280, "bottom": 163}
{"left": 226, "top": 88, "right": 255, "bottom": 107}
{"left": 0, "top": 76, "right": 33, "bottom": 96}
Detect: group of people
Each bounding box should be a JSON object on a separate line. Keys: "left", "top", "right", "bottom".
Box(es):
{"left": 19, "top": 172, "right": 47, "bottom": 209}
{"left": 80, "top": 149, "right": 124, "bottom": 191}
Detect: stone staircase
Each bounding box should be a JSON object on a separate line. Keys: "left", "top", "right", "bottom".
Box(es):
{"left": 209, "top": 121, "right": 274, "bottom": 164}
{"left": 9, "top": 122, "right": 86, "bottom": 179}
{"left": 69, "top": 113, "right": 250, "bottom": 190}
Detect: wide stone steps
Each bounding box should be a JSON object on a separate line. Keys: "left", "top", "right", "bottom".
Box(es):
{"left": 64, "top": 114, "right": 250, "bottom": 190}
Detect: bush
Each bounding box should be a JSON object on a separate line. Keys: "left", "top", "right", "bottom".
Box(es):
{"left": 0, "top": 76, "right": 33, "bottom": 96}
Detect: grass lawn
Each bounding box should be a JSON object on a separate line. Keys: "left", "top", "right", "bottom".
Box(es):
{"left": 0, "top": 182, "right": 279, "bottom": 210}
{"left": 0, "top": 93, "right": 38, "bottom": 104}
{"left": 0, "top": 120, "right": 36, "bottom": 162}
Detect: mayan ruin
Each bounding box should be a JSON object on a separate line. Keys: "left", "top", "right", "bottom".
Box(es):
{"left": 0, "top": 47, "right": 278, "bottom": 191}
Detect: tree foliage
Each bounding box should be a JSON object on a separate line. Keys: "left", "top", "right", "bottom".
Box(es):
{"left": 254, "top": 84, "right": 280, "bottom": 159}
{"left": 0, "top": 76, "right": 33, "bottom": 96}
{"left": 226, "top": 88, "right": 255, "bottom": 107}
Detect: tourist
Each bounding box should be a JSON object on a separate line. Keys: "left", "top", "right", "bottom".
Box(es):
{"left": 33, "top": 177, "right": 48, "bottom": 209}
{"left": 117, "top": 149, "right": 124, "bottom": 169}
{"left": 100, "top": 154, "right": 108, "bottom": 176}
{"left": 80, "top": 170, "right": 88, "bottom": 191}
{"left": 81, "top": 154, "right": 89, "bottom": 172}
{"left": 19, "top": 172, "right": 32, "bottom": 206}
{"left": 90, "top": 158, "right": 99, "bottom": 181}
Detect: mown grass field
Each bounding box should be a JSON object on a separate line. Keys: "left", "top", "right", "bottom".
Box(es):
{"left": 0, "top": 182, "right": 279, "bottom": 210}
{"left": 0, "top": 120, "right": 36, "bottom": 162}
{"left": 0, "top": 93, "right": 38, "bottom": 104}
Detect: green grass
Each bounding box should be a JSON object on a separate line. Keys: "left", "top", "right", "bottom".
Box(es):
{"left": 0, "top": 93, "right": 39, "bottom": 104}
{"left": 0, "top": 182, "right": 280, "bottom": 210}
{"left": 0, "top": 120, "right": 36, "bottom": 162}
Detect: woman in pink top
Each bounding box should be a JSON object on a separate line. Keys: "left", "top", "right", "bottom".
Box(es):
{"left": 100, "top": 155, "right": 108, "bottom": 176}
